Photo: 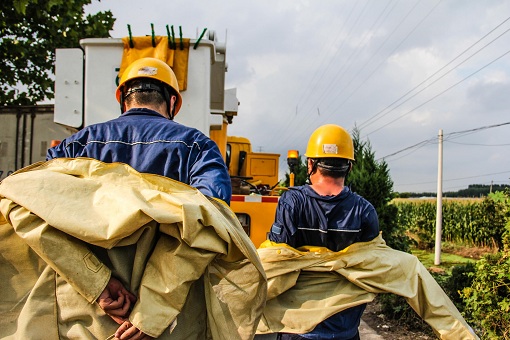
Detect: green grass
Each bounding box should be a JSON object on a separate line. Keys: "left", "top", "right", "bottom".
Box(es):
{"left": 411, "top": 248, "right": 475, "bottom": 273}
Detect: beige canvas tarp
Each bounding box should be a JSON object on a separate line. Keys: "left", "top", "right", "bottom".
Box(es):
{"left": 256, "top": 236, "right": 478, "bottom": 339}
{"left": 0, "top": 158, "right": 266, "bottom": 339}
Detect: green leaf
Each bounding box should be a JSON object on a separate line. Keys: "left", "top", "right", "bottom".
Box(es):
{"left": 1, "top": 0, "right": 115, "bottom": 104}
{"left": 13, "top": 0, "right": 29, "bottom": 15}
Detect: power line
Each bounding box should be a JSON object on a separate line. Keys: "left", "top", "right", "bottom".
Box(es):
{"left": 307, "top": 0, "right": 408, "bottom": 118}
{"left": 379, "top": 121, "right": 510, "bottom": 160}
{"left": 276, "top": 0, "right": 428, "bottom": 153}
{"left": 359, "top": 14, "right": 510, "bottom": 131}
{"left": 292, "top": 2, "right": 358, "bottom": 114}
{"left": 365, "top": 47, "right": 510, "bottom": 137}
{"left": 288, "top": 0, "right": 427, "bottom": 140}
{"left": 271, "top": 4, "right": 510, "bottom": 173}
{"left": 378, "top": 138, "right": 436, "bottom": 160}
{"left": 444, "top": 121, "right": 510, "bottom": 140}
{"left": 274, "top": 0, "right": 370, "bottom": 152}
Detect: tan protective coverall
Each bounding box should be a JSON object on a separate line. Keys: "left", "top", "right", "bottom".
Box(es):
{"left": 0, "top": 158, "right": 266, "bottom": 339}
{"left": 256, "top": 237, "right": 479, "bottom": 340}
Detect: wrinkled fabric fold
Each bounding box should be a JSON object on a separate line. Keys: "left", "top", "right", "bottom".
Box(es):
{"left": 0, "top": 158, "right": 266, "bottom": 339}
{"left": 256, "top": 236, "right": 478, "bottom": 340}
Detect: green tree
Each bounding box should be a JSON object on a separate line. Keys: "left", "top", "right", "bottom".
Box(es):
{"left": 1, "top": 0, "right": 115, "bottom": 105}
{"left": 347, "top": 127, "right": 411, "bottom": 253}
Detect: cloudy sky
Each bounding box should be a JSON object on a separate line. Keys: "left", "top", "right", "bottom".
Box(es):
{"left": 86, "top": 0, "right": 510, "bottom": 193}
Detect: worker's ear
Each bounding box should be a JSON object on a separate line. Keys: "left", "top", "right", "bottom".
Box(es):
{"left": 169, "top": 95, "right": 177, "bottom": 119}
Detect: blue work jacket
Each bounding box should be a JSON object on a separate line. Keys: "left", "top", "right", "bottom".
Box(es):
{"left": 268, "top": 185, "right": 379, "bottom": 251}
{"left": 47, "top": 108, "right": 232, "bottom": 204}
{"left": 268, "top": 185, "right": 379, "bottom": 339}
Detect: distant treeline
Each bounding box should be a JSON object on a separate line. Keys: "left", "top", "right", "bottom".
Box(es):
{"left": 396, "top": 184, "right": 510, "bottom": 198}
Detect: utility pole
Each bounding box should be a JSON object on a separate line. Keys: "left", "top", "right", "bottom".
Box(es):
{"left": 434, "top": 129, "right": 443, "bottom": 265}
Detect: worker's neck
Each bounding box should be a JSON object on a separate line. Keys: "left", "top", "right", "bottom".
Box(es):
{"left": 310, "top": 175, "right": 345, "bottom": 196}
{"left": 125, "top": 104, "right": 169, "bottom": 119}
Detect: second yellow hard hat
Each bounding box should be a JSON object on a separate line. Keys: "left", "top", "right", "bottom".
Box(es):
{"left": 304, "top": 124, "right": 355, "bottom": 160}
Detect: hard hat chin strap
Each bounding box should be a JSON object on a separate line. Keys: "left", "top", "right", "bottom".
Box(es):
{"left": 307, "top": 159, "right": 352, "bottom": 184}
{"left": 317, "top": 162, "right": 351, "bottom": 173}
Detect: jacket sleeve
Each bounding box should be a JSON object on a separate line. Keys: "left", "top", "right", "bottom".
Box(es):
{"left": 129, "top": 233, "right": 218, "bottom": 337}
{"left": 360, "top": 203, "right": 380, "bottom": 242}
{"left": 188, "top": 139, "right": 232, "bottom": 204}
{"left": 0, "top": 200, "right": 111, "bottom": 303}
{"left": 46, "top": 139, "right": 71, "bottom": 160}
{"left": 267, "top": 193, "right": 298, "bottom": 246}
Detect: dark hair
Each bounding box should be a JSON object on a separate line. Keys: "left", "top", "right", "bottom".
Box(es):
{"left": 311, "top": 158, "right": 351, "bottom": 179}
{"left": 123, "top": 79, "right": 167, "bottom": 107}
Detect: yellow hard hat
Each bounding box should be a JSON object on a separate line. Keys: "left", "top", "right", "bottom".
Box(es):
{"left": 304, "top": 124, "right": 355, "bottom": 160}
{"left": 116, "top": 57, "right": 182, "bottom": 115}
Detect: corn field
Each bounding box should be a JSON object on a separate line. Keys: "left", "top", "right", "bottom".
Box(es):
{"left": 392, "top": 197, "right": 507, "bottom": 249}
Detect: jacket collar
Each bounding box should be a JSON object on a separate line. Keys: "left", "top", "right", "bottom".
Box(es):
{"left": 121, "top": 108, "right": 166, "bottom": 119}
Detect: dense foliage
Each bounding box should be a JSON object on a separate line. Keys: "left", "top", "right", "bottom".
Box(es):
{"left": 462, "top": 252, "right": 510, "bottom": 339}
{"left": 0, "top": 0, "right": 115, "bottom": 104}
{"left": 460, "top": 191, "right": 510, "bottom": 339}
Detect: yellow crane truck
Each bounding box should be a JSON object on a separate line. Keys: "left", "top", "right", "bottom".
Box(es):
{"left": 52, "top": 29, "right": 285, "bottom": 247}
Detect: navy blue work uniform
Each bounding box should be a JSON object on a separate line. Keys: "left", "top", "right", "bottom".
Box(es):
{"left": 47, "top": 108, "right": 232, "bottom": 204}
{"left": 268, "top": 185, "right": 379, "bottom": 340}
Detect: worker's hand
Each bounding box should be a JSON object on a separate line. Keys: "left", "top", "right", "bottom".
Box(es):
{"left": 115, "top": 321, "right": 153, "bottom": 340}
{"left": 96, "top": 277, "right": 137, "bottom": 324}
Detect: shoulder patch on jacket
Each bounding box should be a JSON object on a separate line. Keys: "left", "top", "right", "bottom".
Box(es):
{"left": 270, "top": 224, "right": 282, "bottom": 235}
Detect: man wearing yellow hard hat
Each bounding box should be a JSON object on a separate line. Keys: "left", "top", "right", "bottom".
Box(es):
{"left": 268, "top": 124, "right": 379, "bottom": 340}
{"left": 47, "top": 57, "right": 231, "bottom": 204}
{"left": 46, "top": 57, "right": 232, "bottom": 339}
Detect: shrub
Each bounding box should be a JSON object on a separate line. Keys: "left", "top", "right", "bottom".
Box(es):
{"left": 462, "top": 252, "right": 510, "bottom": 339}
{"left": 441, "top": 263, "right": 476, "bottom": 313}
{"left": 460, "top": 191, "right": 510, "bottom": 338}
